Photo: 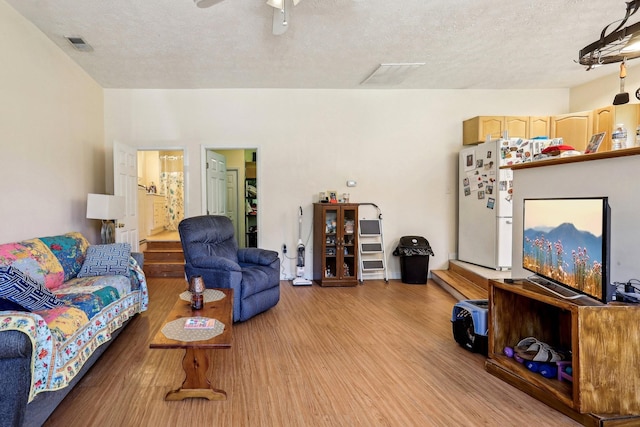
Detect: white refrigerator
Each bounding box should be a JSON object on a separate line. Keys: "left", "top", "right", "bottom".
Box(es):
{"left": 457, "top": 138, "right": 544, "bottom": 270}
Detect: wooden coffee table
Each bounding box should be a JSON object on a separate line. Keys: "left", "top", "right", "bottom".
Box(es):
{"left": 150, "top": 288, "right": 233, "bottom": 401}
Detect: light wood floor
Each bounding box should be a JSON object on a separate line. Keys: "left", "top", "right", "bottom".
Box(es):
{"left": 44, "top": 279, "right": 580, "bottom": 426}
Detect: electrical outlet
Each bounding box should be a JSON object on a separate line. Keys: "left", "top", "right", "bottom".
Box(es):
{"left": 282, "top": 244, "right": 287, "bottom": 254}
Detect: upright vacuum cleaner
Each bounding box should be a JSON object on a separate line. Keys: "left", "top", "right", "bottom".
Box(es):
{"left": 292, "top": 206, "right": 312, "bottom": 286}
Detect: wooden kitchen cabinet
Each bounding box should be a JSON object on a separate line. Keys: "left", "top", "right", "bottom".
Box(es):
{"left": 550, "top": 111, "right": 593, "bottom": 152}
{"left": 313, "top": 203, "right": 358, "bottom": 286}
{"left": 529, "top": 116, "right": 551, "bottom": 138}
{"left": 504, "top": 116, "right": 529, "bottom": 139}
{"left": 464, "top": 116, "right": 550, "bottom": 145}
{"left": 593, "top": 104, "right": 639, "bottom": 152}
{"left": 463, "top": 116, "right": 504, "bottom": 145}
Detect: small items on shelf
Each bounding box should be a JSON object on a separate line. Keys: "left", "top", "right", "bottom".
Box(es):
{"left": 344, "top": 220, "right": 354, "bottom": 234}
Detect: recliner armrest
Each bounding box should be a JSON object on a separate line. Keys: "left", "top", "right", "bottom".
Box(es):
{"left": 191, "top": 255, "right": 242, "bottom": 271}
{"left": 238, "top": 248, "right": 279, "bottom": 266}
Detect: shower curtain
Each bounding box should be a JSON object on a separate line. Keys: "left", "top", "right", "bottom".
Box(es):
{"left": 160, "top": 170, "right": 184, "bottom": 231}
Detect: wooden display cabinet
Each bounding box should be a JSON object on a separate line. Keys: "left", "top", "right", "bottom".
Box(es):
{"left": 486, "top": 279, "right": 640, "bottom": 426}
{"left": 313, "top": 203, "right": 358, "bottom": 286}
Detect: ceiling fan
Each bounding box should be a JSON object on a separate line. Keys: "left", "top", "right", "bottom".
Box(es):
{"left": 268, "top": 0, "right": 301, "bottom": 35}
{"left": 193, "top": 0, "right": 300, "bottom": 35}
{"left": 193, "top": 0, "right": 225, "bottom": 8}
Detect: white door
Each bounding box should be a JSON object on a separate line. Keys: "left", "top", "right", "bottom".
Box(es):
{"left": 226, "top": 169, "right": 239, "bottom": 238}
{"left": 206, "top": 150, "right": 227, "bottom": 216}
{"left": 113, "top": 141, "right": 139, "bottom": 251}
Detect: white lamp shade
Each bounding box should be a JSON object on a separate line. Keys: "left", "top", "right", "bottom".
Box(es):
{"left": 86, "top": 194, "right": 125, "bottom": 220}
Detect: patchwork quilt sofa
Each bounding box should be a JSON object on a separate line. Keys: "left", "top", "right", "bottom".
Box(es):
{"left": 0, "top": 232, "right": 148, "bottom": 427}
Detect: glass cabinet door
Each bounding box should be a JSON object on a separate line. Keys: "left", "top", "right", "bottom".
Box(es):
{"left": 341, "top": 206, "right": 357, "bottom": 280}
{"left": 323, "top": 207, "right": 338, "bottom": 279}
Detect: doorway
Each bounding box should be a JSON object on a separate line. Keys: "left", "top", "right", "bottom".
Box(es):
{"left": 137, "top": 149, "right": 185, "bottom": 243}
{"left": 206, "top": 149, "right": 257, "bottom": 248}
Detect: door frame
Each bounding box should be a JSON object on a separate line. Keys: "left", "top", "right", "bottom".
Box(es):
{"left": 136, "top": 147, "right": 188, "bottom": 237}
{"left": 226, "top": 168, "right": 240, "bottom": 240}
{"left": 200, "top": 145, "right": 259, "bottom": 245}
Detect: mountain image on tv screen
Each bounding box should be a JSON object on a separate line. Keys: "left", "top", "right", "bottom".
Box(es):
{"left": 523, "top": 198, "right": 605, "bottom": 299}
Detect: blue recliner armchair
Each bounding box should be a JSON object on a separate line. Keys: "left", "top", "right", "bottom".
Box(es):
{"left": 178, "top": 215, "right": 280, "bottom": 322}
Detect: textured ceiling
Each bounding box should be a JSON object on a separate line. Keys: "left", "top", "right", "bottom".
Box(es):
{"left": 4, "top": 0, "right": 636, "bottom": 89}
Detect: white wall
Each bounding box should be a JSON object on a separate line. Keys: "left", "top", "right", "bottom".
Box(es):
{"left": 104, "top": 89, "right": 568, "bottom": 279}
{"left": 570, "top": 62, "right": 640, "bottom": 112}
{"left": 510, "top": 154, "right": 639, "bottom": 290}
{"left": 0, "top": 1, "right": 104, "bottom": 244}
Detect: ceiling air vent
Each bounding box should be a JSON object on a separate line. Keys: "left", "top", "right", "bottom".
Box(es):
{"left": 65, "top": 36, "right": 93, "bottom": 52}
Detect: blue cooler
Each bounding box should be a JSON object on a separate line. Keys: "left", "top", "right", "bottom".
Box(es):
{"left": 451, "top": 299, "right": 488, "bottom": 355}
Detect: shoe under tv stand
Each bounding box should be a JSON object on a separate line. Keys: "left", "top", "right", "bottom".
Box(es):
{"left": 486, "top": 279, "right": 640, "bottom": 427}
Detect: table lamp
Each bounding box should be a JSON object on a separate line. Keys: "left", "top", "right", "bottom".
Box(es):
{"left": 86, "top": 193, "right": 125, "bottom": 244}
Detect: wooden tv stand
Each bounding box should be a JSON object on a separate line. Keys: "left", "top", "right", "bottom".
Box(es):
{"left": 486, "top": 279, "right": 640, "bottom": 426}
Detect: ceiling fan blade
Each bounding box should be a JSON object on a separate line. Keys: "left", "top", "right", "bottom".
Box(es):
{"left": 194, "top": 0, "right": 224, "bottom": 8}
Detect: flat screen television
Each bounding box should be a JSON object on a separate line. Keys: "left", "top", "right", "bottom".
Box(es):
{"left": 522, "top": 197, "right": 611, "bottom": 303}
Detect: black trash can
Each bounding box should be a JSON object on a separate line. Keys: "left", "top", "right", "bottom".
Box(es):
{"left": 393, "top": 236, "right": 434, "bottom": 284}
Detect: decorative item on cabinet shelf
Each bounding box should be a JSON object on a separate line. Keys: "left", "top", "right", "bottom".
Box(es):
{"left": 584, "top": 132, "right": 605, "bottom": 154}
{"left": 344, "top": 219, "right": 355, "bottom": 234}
{"left": 325, "top": 220, "right": 337, "bottom": 234}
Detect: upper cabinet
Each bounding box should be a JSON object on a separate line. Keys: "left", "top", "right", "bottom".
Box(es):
{"left": 529, "top": 116, "right": 551, "bottom": 139}
{"left": 550, "top": 111, "right": 593, "bottom": 152}
{"left": 464, "top": 107, "right": 640, "bottom": 152}
{"left": 504, "top": 116, "right": 529, "bottom": 139}
{"left": 593, "top": 104, "right": 639, "bottom": 152}
{"left": 463, "top": 116, "right": 504, "bottom": 145}
{"left": 463, "top": 116, "right": 550, "bottom": 145}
